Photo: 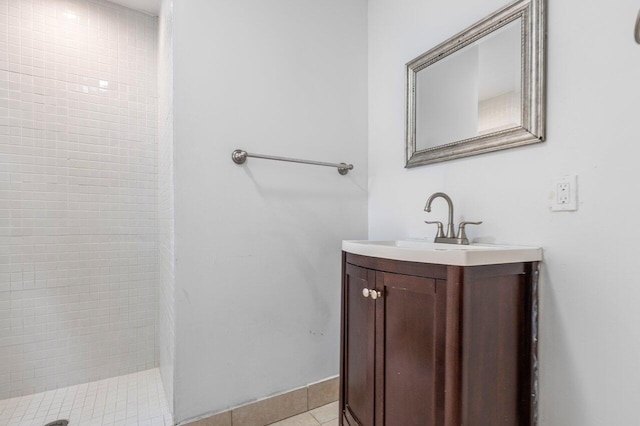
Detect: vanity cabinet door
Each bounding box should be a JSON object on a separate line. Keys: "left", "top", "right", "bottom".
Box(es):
{"left": 342, "top": 263, "right": 376, "bottom": 426}
{"left": 375, "top": 272, "right": 446, "bottom": 426}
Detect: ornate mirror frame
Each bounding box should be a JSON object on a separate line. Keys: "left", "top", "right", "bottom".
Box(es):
{"left": 405, "top": 0, "right": 546, "bottom": 168}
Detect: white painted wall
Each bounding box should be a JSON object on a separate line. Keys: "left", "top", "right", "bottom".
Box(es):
{"left": 368, "top": 0, "right": 640, "bottom": 424}
{"left": 157, "top": 0, "right": 175, "bottom": 414}
{"left": 172, "top": 0, "right": 368, "bottom": 422}
{"left": 0, "top": 0, "right": 158, "bottom": 398}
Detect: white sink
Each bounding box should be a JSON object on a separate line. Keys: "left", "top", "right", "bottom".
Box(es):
{"left": 342, "top": 240, "right": 542, "bottom": 266}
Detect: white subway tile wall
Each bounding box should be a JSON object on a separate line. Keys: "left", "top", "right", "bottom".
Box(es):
{"left": 157, "top": 0, "right": 174, "bottom": 413}
{"left": 0, "top": 0, "right": 158, "bottom": 398}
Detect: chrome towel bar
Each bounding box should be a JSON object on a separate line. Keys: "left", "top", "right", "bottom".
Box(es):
{"left": 231, "top": 149, "right": 353, "bottom": 175}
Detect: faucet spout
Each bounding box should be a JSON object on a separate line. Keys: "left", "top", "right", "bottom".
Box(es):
{"left": 424, "top": 192, "right": 455, "bottom": 238}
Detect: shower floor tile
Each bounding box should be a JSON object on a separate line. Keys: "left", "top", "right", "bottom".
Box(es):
{"left": 0, "top": 369, "right": 173, "bottom": 426}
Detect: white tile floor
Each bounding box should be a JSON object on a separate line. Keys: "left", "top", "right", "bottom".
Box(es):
{"left": 0, "top": 369, "right": 173, "bottom": 426}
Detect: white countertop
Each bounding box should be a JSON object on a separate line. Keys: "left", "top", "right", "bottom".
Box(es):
{"left": 342, "top": 240, "right": 542, "bottom": 266}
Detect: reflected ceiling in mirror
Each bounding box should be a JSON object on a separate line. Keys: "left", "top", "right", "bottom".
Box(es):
{"left": 406, "top": 0, "right": 545, "bottom": 167}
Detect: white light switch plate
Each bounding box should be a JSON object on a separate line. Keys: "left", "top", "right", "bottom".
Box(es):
{"left": 551, "top": 175, "right": 578, "bottom": 211}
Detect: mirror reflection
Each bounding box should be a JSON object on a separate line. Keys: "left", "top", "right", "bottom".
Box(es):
{"left": 415, "top": 19, "right": 522, "bottom": 151}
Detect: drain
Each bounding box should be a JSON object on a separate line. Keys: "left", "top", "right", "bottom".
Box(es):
{"left": 44, "top": 421, "right": 69, "bottom": 426}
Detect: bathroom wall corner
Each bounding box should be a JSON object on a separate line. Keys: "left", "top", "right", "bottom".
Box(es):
{"left": 157, "top": 0, "right": 176, "bottom": 416}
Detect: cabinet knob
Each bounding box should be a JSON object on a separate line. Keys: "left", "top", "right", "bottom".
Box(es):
{"left": 362, "top": 288, "right": 383, "bottom": 299}
{"left": 370, "top": 290, "right": 382, "bottom": 300}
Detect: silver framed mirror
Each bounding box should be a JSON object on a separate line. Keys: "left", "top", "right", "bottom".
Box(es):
{"left": 405, "top": 0, "right": 546, "bottom": 167}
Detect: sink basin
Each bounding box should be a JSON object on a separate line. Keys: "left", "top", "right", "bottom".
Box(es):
{"left": 342, "top": 240, "right": 542, "bottom": 266}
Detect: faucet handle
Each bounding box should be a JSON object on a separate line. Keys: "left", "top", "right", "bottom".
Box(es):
{"left": 425, "top": 221, "right": 446, "bottom": 238}
{"left": 456, "top": 221, "right": 483, "bottom": 243}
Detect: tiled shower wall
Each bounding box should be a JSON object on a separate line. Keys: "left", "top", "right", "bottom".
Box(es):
{"left": 157, "top": 0, "right": 174, "bottom": 412}
{"left": 0, "top": 0, "right": 158, "bottom": 398}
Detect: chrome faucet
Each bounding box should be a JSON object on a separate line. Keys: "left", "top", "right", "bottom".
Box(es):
{"left": 424, "top": 192, "right": 482, "bottom": 245}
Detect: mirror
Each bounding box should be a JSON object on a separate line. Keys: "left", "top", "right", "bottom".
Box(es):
{"left": 406, "top": 0, "right": 545, "bottom": 167}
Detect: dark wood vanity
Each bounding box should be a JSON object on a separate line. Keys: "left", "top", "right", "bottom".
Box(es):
{"left": 339, "top": 252, "right": 539, "bottom": 426}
